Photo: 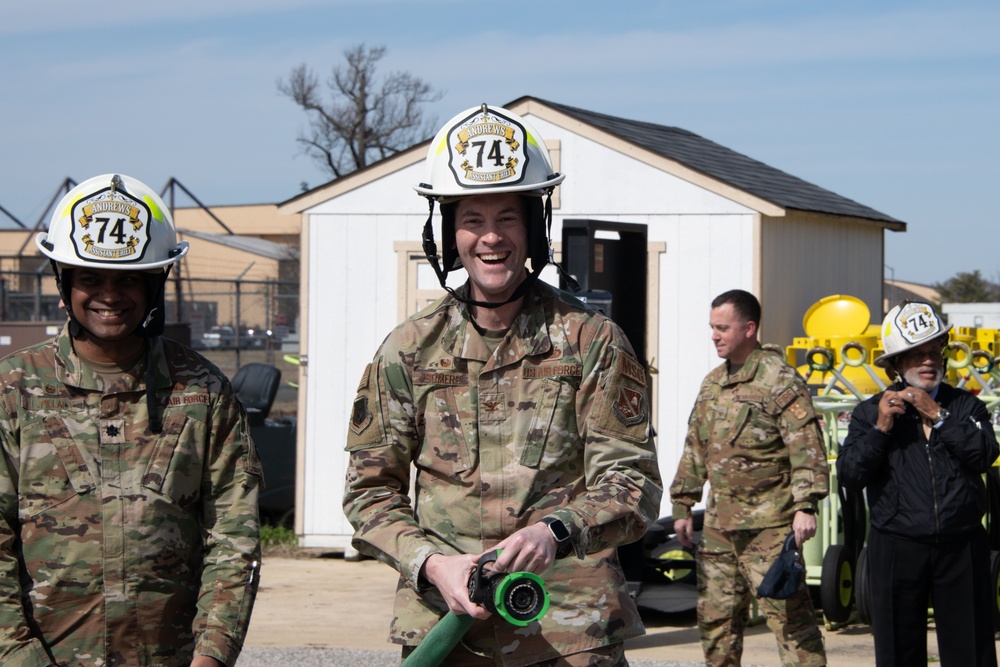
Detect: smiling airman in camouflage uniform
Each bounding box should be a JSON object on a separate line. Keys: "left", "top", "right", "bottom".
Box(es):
{"left": 670, "top": 290, "right": 828, "bottom": 667}
{"left": 343, "top": 105, "right": 662, "bottom": 667}
{"left": 0, "top": 175, "right": 261, "bottom": 667}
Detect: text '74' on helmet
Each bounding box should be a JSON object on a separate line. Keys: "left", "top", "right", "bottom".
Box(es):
{"left": 874, "top": 300, "right": 952, "bottom": 369}
{"left": 35, "top": 173, "right": 189, "bottom": 271}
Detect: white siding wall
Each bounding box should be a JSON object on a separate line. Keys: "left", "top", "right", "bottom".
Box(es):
{"left": 760, "top": 215, "right": 884, "bottom": 348}
{"left": 302, "top": 209, "right": 424, "bottom": 546}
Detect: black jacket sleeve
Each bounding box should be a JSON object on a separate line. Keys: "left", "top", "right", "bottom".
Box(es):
{"left": 837, "top": 394, "right": 887, "bottom": 490}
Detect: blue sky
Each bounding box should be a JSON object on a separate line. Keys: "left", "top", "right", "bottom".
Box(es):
{"left": 1, "top": 0, "right": 996, "bottom": 285}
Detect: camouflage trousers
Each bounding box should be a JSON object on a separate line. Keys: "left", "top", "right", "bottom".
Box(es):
{"left": 400, "top": 640, "right": 627, "bottom": 666}
{"left": 696, "top": 524, "right": 826, "bottom": 667}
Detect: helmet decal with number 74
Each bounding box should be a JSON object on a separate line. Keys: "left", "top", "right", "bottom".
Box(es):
{"left": 414, "top": 104, "right": 564, "bottom": 199}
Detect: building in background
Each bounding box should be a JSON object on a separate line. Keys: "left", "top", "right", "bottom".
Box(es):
{"left": 279, "top": 96, "right": 906, "bottom": 548}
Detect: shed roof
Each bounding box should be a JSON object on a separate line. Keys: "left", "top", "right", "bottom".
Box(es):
{"left": 533, "top": 97, "right": 902, "bottom": 226}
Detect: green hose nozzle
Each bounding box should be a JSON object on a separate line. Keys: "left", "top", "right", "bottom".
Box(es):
{"left": 400, "top": 549, "right": 550, "bottom": 667}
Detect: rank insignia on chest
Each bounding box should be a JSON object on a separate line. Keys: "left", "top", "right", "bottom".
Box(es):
{"left": 613, "top": 386, "right": 646, "bottom": 426}
{"left": 351, "top": 395, "right": 373, "bottom": 434}
{"left": 101, "top": 418, "right": 126, "bottom": 445}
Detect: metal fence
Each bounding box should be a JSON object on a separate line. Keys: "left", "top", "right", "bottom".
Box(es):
{"left": 0, "top": 269, "right": 299, "bottom": 356}
{"left": 0, "top": 269, "right": 301, "bottom": 414}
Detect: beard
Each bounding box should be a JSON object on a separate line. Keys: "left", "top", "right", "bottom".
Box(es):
{"left": 902, "top": 365, "right": 943, "bottom": 392}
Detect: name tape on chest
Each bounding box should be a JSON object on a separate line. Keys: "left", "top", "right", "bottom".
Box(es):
{"left": 414, "top": 371, "right": 468, "bottom": 386}
{"left": 166, "top": 394, "right": 211, "bottom": 407}
{"left": 522, "top": 364, "right": 583, "bottom": 379}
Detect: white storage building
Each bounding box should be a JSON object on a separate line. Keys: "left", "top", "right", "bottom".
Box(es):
{"left": 278, "top": 96, "right": 905, "bottom": 548}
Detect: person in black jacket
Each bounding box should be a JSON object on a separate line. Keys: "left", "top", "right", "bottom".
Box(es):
{"left": 839, "top": 300, "right": 999, "bottom": 667}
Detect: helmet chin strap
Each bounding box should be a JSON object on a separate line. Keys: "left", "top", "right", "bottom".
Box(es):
{"left": 420, "top": 194, "right": 580, "bottom": 310}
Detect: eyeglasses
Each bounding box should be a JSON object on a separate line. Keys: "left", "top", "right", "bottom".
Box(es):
{"left": 898, "top": 344, "right": 945, "bottom": 364}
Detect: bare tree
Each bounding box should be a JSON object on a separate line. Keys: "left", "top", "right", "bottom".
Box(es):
{"left": 278, "top": 44, "right": 443, "bottom": 179}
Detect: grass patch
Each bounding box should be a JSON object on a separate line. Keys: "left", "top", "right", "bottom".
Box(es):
{"left": 261, "top": 523, "right": 297, "bottom": 551}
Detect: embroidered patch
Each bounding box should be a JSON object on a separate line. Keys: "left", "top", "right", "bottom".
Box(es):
{"left": 776, "top": 388, "right": 798, "bottom": 410}
{"left": 619, "top": 354, "right": 647, "bottom": 387}
{"left": 789, "top": 398, "right": 810, "bottom": 422}
{"left": 166, "top": 393, "right": 210, "bottom": 406}
{"left": 28, "top": 396, "right": 74, "bottom": 411}
{"left": 357, "top": 363, "right": 371, "bottom": 391}
{"left": 612, "top": 386, "right": 646, "bottom": 426}
{"left": 480, "top": 392, "right": 506, "bottom": 422}
{"left": 414, "top": 371, "right": 467, "bottom": 385}
{"left": 523, "top": 364, "right": 583, "bottom": 379}
{"left": 101, "top": 418, "right": 126, "bottom": 445}
{"left": 350, "top": 395, "right": 373, "bottom": 434}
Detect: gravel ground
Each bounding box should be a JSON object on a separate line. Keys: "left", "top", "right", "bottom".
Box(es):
{"left": 235, "top": 646, "right": 770, "bottom": 667}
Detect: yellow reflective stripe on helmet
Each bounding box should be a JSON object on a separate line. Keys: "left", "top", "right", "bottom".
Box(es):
{"left": 143, "top": 195, "right": 165, "bottom": 223}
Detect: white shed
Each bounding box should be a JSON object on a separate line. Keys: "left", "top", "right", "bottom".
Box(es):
{"left": 278, "top": 96, "right": 905, "bottom": 548}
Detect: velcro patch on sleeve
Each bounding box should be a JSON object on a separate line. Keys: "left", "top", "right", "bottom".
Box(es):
{"left": 593, "top": 348, "right": 649, "bottom": 443}
{"left": 346, "top": 364, "right": 383, "bottom": 450}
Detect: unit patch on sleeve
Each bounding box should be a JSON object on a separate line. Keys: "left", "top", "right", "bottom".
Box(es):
{"left": 350, "top": 395, "right": 373, "bottom": 435}
{"left": 346, "top": 363, "right": 383, "bottom": 450}
{"left": 788, "top": 399, "right": 810, "bottom": 422}
{"left": 613, "top": 386, "right": 647, "bottom": 426}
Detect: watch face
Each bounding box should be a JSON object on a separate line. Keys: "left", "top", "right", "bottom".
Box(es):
{"left": 545, "top": 518, "right": 570, "bottom": 542}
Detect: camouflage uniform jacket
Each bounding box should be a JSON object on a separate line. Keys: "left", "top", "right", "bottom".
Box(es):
{"left": 670, "top": 346, "right": 828, "bottom": 530}
{"left": 344, "top": 281, "right": 662, "bottom": 666}
{"left": 0, "top": 325, "right": 262, "bottom": 667}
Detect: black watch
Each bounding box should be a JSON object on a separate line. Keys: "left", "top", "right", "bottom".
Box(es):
{"left": 933, "top": 407, "right": 950, "bottom": 427}
{"left": 540, "top": 516, "right": 573, "bottom": 558}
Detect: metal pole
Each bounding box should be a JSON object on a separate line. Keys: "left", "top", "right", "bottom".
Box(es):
{"left": 235, "top": 262, "right": 255, "bottom": 371}
{"left": 265, "top": 279, "right": 273, "bottom": 366}
{"left": 234, "top": 279, "right": 241, "bottom": 371}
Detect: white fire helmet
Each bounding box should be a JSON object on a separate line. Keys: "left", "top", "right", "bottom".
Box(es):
{"left": 36, "top": 174, "right": 189, "bottom": 271}
{"left": 874, "top": 301, "right": 952, "bottom": 369}
{"left": 414, "top": 103, "right": 565, "bottom": 200}
{"left": 413, "top": 105, "right": 565, "bottom": 306}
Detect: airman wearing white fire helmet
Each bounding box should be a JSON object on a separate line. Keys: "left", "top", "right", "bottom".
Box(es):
{"left": 0, "top": 173, "right": 261, "bottom": 666}
{"left": 344, "top": 104, "right": 662, "bottom": 666}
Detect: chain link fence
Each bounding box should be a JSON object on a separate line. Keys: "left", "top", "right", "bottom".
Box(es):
{"left": 0, "top": 271, "right": 300, "bottom": 394}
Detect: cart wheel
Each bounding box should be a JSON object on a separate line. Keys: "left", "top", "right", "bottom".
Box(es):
{"left": 820, "top": 545, "right": 854, "bottom": 623}
{"left": 991, "top": 550, "right": 1000, "bottom": 631}
{"left": 855, "top": 547, "right": 872, "bottom": 625}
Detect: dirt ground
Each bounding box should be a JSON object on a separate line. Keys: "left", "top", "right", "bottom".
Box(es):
{"left": 243, "top": 551, "right": 974, "bottom": 667}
